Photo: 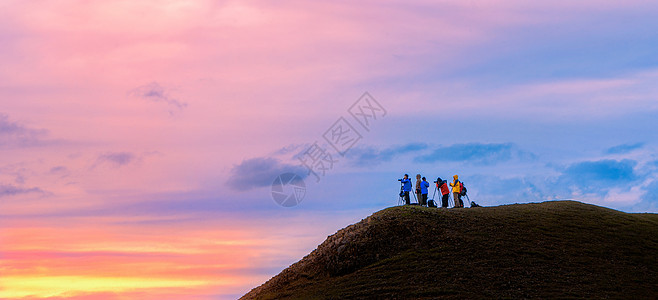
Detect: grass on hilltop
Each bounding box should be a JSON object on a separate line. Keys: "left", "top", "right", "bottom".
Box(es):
{"left": 242, "top": 201, "right": 658, "bottom": 299}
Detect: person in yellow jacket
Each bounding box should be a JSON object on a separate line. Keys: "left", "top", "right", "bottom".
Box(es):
{"left": 450, "top": 175, "right": 464, "bottom": 208}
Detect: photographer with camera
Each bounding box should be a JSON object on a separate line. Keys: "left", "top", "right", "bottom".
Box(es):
{"left": 398, "top": 174, "right": 412, "bottom": 205}
{"left": 420, "top": 177, "right": 430, "bottom": 206}
{"left": 435, "top": 177, "right": 450, "bottom": 208}
{"left": 450, "top": 175, "right": 464, "bottom": 208}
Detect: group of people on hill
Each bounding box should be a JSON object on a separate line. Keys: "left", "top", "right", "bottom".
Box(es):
{"left": 399, "top": 173, "right": 465, "bottom": 208}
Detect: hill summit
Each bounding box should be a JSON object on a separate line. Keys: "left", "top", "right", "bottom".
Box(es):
{"left": 242, "top": 201, "right": 657, "bottom": 299}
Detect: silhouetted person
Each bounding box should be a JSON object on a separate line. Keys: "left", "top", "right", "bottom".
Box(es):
{"left": 420, "top": 177, "right": 429, "bottom": 206}
{"left": 415, "top": 174, "right": 422, "bottom": 204}
{"left": 437, "top": 177, "right": 450, "bottom": 208}
{"left": 401, "top": 174, "right": 412, "bottom": 205}
{"left": 450, "top": 175, "right": 464, "bottom": 208}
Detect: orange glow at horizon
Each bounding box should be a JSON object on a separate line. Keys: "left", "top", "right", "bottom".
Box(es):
{"left": 0, "top": 275, "right": 217, "bottom": 299}
{"left": 0, "top": 215, "right": 323, "bottom": 299}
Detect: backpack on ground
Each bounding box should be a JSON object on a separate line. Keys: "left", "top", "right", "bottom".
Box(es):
{"left": 428, "top": 200, "right": 437, "bottom": 208}
{"left": 471, "top": 201, "right": 480, "bottom": 208}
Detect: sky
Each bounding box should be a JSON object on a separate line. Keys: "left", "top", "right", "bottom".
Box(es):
{"left": 1, "top": 0, "right": 658, "bottom": 299}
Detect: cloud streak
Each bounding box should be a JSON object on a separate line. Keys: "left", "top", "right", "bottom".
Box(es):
{"left": 605, "top": 143, "right": 645, "bottom": 155}
{"left": 0, "top": 183, "right": 45, "bottom": 197}
{"left": 560, "top": 159, "right": 638, "bottom": 183}
{"left": 129, "top": 82, "right": 187, "bottom": 114}
{"left": 94, "top": 152, "right": 137, "bottom": 168}
{"left": 346, "top": 143, "right": 428, "bottom": 167}
{"left": 226, "top": 157, "right": 308, "bottom": 191}
{"left": 454, "top": 159, "right": 649, "bottom": 210}
{"left": 0, "top": 113, "right": 50, "bottom": 148}
{"left": 414, "top": 143, "right": 533, "bottom": 165}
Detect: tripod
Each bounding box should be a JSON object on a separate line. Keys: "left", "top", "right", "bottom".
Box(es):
{"left": 429, "top": 184, "right": 437, "bottom": 207}
{"left": 453, "top": 192, "right": 474, "bottom": 207}
{"left": 398, "top": 181, "right": 415, "bottom": 205}
{"left": 434, "top": 181, "right": 452, "bottom": 208}
{"left": 449, "top": 187, "right": 464, "bottom": 208}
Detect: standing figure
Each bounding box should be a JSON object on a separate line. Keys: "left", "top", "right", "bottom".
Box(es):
{"left": 437, "top": 177, "right": 450, "bottom": 208}
{"left": 420, "top": 177, "right": 430, "bottom": 206}
{"left": 415, "top": 174, "right": 422, "bottom": 205}
{"left": 401, "top": 174, "right": 412, "bottom": 205}
{"left": 450, "top": 175, "right": 464, "bottom": 208}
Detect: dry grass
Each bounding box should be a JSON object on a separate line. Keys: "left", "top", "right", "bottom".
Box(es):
{"left": 242, "top": 201, "right": 658, "bottom": 299}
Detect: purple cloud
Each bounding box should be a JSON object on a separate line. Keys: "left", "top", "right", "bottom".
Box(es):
{"left": 0, "top": 183, "right": 45, "bottom": 197}
{"left": 0, "top": 113, "right": 49, "bottom": 147}
{"left": 226, "top": 157, "right": 308, "bottom": 191}
{"left": 605, "top": 143, "right": 645, "bottom": 155}
{"left": 96, "top": 152, "right": 136, "bottom": 167}
{"left": 414, "top": 143, "right": 535, "bottom": 165}
{"left": 129, "top": 82, "right": 187, "bottom": 114}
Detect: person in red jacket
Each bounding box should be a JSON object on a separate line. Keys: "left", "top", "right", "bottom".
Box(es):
{"left": 436, "top": 177, "right": 450, "bottom": 208}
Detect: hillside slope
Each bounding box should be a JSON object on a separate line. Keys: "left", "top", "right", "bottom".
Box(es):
{"left": 242, "top": 201, "right": 658, "bottom": 299}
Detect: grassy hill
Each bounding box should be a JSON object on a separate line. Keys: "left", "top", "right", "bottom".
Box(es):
{"left": 241, "top": 201, "right": 658, "bottom": 299}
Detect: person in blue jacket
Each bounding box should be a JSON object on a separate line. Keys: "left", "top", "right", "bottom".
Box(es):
{"left": 401, "top": 174, "right": 412, "bottom": 205}
{"left": 420, "top": 176, "right": 430, "bottom": 206}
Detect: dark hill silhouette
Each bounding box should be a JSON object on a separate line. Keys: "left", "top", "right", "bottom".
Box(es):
{"left": 242, "top": 201, "right": 657, "bottom": 299}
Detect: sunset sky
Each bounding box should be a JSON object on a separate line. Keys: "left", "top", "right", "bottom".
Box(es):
{"left": 2, "top": 1, "right": 658, "bottom": 299}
